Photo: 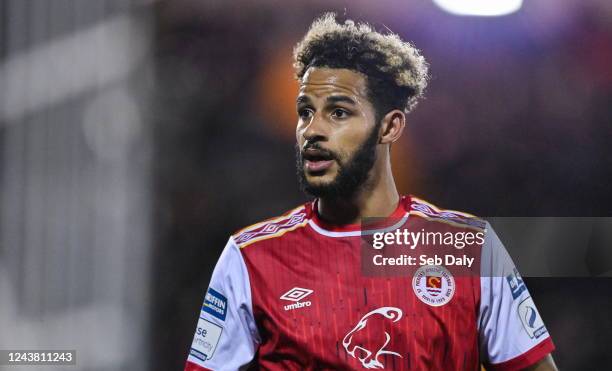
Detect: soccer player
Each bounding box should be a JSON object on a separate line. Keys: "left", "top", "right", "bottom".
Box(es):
{"left": 185, "top": 13, "right": 557, "bottom": 371}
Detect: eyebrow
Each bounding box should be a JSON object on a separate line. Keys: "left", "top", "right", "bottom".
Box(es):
{"left": 326, "top": 95, "right": 357, "bottom": 106}
{"left": 296, "top": 95, "right": 311, "bottom": 105}
{"left": 296, "top": 95, "right": 357, "bottom": 106}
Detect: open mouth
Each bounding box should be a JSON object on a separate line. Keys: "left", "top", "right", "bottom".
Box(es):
{"left": 302, "top": 149, "right": 335, "bottom": 173}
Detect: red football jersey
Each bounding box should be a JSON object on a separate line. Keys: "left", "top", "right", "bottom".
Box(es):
{"left": 185, "top": 195, "right": 554, "bottom": 370}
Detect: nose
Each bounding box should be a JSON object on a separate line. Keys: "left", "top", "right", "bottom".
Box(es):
{"left": 301, "top": 113, "right": 328, "bottom": 144}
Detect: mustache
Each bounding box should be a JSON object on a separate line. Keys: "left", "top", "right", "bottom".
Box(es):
{"left": 301, "top": 142, "right": 337, "bottom": 161}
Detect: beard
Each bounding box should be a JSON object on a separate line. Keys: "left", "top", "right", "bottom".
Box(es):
{"left": 296, "top": 124, "right": 380, "bottom": 199}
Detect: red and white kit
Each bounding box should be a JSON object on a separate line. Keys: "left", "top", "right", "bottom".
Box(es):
{"left": 185, "top": 195, "right": 554, "bottom": 371}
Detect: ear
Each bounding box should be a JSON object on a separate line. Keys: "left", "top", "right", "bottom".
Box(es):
{"left": 379, "top": 109, "right": 405, "bottom": 145}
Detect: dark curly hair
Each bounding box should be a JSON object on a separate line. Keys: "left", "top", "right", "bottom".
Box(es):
{"left": 293, "top": 13, "right": 429, "bottom": 122}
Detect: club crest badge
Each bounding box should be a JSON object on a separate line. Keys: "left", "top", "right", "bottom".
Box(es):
{"left": 412, "top": 265, "right": 455, "bottom": 307}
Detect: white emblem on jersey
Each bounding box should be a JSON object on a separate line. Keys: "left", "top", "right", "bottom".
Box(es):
{"left": 412, "top": 265, "right": 455, "bottom": 307}
{"left": 518, "top": 296, "right": 548, "bottom": 339}
{"left": 342, "top": 307, "right": 403, "bottom": 369}
{"left": 189, "top": 317, "right": 223, "bottom": 362}
{"left": 280, "top": 287, "right": 313, "bottom": 311}
{"left": 280, "top": 287, "right": 313, "bottom": 301}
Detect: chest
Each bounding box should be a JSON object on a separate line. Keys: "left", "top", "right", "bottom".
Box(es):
{"left": 244, "top": 237, "right": 480, "bottom": 370}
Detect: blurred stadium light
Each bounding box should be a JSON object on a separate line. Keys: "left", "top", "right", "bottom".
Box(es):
{"left": 433, "top": 0, "right": 523, "bottom": 16}
{"left": 0, "top": 14, "right": 150, "bottom": 123}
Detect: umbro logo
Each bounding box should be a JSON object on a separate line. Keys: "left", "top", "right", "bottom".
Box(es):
{"left": 280, "top": 287, "right": 313, "bottom": 302}
{"left": 280, "top": 287, "right": 313, "bottom": 311}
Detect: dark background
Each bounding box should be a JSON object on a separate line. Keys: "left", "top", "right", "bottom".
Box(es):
{"left": 152, "top": 1, "right": 612, "bottom": 370}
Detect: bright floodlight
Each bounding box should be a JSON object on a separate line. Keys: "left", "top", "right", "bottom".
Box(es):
{"left": 433, "top": 0, "right": 523, "bottom": 16}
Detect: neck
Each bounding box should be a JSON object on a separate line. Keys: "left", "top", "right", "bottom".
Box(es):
{"left": 317, "top": 160, "right": 399, "bottom": 225}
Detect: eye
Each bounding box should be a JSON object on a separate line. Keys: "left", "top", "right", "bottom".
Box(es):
{"left": 298, "top": 108, "right": 313, "bottom": 120}
{"left": 331, "top": 108, "right": 350, "bottom": 119}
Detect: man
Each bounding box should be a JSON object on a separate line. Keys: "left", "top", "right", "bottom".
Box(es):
{"left": 185, "top": 13, "right": 557, "bottom": 371}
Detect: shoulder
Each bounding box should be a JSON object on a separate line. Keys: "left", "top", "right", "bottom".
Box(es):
{"left": 408, "top": 195, "right": 487, "bottom": 231}
{"left": 231, "top": 202, "right": 311, "bottom": 249}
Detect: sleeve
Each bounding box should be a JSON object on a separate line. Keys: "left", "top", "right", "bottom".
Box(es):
{"left": 185, "top": 237, "right": 261, "bottom": 371}
{"left": 478, "top": 223, "right": 555, "bottom": 371}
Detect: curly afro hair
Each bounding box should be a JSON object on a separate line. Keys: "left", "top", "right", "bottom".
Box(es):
{"left": 293, "top": 13, "right": 429, "bottom": 120}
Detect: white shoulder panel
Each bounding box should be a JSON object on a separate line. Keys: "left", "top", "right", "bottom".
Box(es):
{"left": 185, "top": 237, "right": 260, "bottom": 371}
{"left": 478, "top": 223, "right": 552, "bottom": 365}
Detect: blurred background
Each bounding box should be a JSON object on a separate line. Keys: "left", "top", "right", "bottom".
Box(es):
{"left": 1, "top": 0, "right": 611, "bottom": 370}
